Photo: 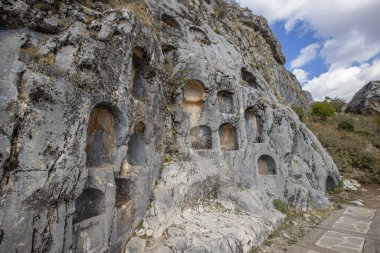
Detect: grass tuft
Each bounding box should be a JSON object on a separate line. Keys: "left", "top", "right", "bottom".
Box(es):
{"left": 273, "top": 199, "right": 289, "bottom": 214}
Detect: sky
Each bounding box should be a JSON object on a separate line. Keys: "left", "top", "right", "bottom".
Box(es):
{"left": 237, "top": 0, "right": 380, "bottom": 101}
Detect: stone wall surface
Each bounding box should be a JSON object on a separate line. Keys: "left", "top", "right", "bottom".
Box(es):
{"left": 0, "top": 0, "right": 337, "bottom": 252}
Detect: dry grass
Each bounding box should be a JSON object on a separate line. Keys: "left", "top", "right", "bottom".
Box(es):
{"left": 111, "top": 0, "right": 153, "bottom": 27}
{"left": 304, "top": 113, "right": 380, "bottom": 183}
{"left": 19, "top": 46, "right": 43, "bottom": 62}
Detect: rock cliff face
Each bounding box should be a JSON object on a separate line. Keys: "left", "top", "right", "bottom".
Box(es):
{"left": 346, "top": 81, "right": 380, "bottom": 116}
{"left": 0, "top": 0, "right": 337, "bottom": 252}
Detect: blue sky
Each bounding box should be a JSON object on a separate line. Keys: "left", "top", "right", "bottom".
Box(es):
{"left": 237, "top": 0, "right": 380, "bottom": 101}
{"left": 270, "top": 20, "right": 327, "bottom": 77}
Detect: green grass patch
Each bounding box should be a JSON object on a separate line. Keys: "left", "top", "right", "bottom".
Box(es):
{"left": 273, "top": 199, "right": 289, "bottom": 214}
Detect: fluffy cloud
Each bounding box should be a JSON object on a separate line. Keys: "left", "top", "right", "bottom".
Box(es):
{"left": 303, "top": 58, "right": 380, "bottom": 101}
{"left": 292, "top": 69, "right": 309, "bottom": 84}
{"left": 238, "top": 0, "right": 380, "bottom": 67}
{"left": 291, "top": 43, "right": 320, "bottom": 69}
{"left": 321, "top": 32, "right": 380, "bottom": 69}
{"left": 237, "top": 0, "right": 380, "bottom": 100}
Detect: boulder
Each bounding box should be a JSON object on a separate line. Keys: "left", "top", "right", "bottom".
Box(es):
{"left": 347, "top": 81, "right": 380, "bottom": 115}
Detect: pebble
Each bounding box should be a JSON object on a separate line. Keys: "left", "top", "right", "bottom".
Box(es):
{"left": 349, "top": 200, "right": 364, "bottom": 206}
{"left": 146, "top": 229, "right": 154, "bottom": 237}
{"left": 136, "top": 228, "right": 145, "bottom": 236}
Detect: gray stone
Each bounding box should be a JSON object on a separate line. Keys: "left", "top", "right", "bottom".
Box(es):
{"left": 40, "top": 15, "right": 61, "bottom": 34}
{"left": 343, "top": 179, "right": 358, "bottom": 191}
{"left": 0, "top": 1, "right": 340, "bottom": 252}
{"left": 346, "top": 81, "right": 380, "bottom": 115}
{"left": 97, "top": 13, "right": 117, "bottom": 41}
{"left": 349, "top": 201, "right": 365, "bottom": 207}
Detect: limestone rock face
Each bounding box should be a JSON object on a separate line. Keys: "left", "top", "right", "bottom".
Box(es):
{"left": 347, "top": 81, "right": 380, "bottom": 115}
{"left": 0, "top": 0, "right": 338, "bottom": 252}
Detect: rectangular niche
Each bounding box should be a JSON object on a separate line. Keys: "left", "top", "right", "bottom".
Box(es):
{"left": 219, "top": 123, "right": 239, "bottom": 151}
{"left": 131, "top": 47, "right": 148, "bottom": 99}
{"left": 241, "top": 68, "right": 258, "bottom": 89}
{"left": 217, "top": 91, "right": 234, "bottom": 114}
{"left": 74, "top": 188, "right": 106, "bottom": 223}
{"left": 258, "top": 155, "right": 277, "bottom": 175}
{"left": 190, "top": 125, "right": 212, "bottom": 150}
{"left": 245, "top": 107, "right": 264, "bottom": 143}
{"left": 127, "top": 122, "right": 145, "bottom": 166}
{"left": 115, "top": 178, "right": 132, "bottom": 208}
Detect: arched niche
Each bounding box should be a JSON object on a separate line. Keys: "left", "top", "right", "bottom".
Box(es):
{"left": 325, "top": 175, "right": 337, "bottom": 192}
{"left": 190, "top": 125, "right": 212, "bottom": 150}
{"left": 85, "top": 106, "right": 115, "bottom": 167}
{"left": 132, "top": 47, "right": 148, "bottom": 99}
{"left": 127, "top": 122, "right": 146, "bottom": 166}
{"left": 217, "top": 91, "right": 234, "bottom": 114}
{"left": 74, "top": 188, "right": 106, "bottom": 223}
{"left": 183, "top": 80, "right": 205, "bottom": 114}
{"left": 258, "top": 155, "right": 277, "bottom": 175}
{"left": 241, "top": 68, "right": 258, "bottom": 89}
{"left": 244, "top": 108, "right": 258, "bottom": 143}
{"left": 189, "top": 27, "right": 211, "bottom": 45}
{"left": 219, "top": 123, "right": 239, "bottom": 151}
{"left": 161, "top": 14, "right": 180, "bottom": 30}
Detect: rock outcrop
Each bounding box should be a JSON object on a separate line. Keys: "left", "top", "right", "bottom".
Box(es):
{"left": 346, "top": 81, "right": 380, "bottom": 116}
{"left": 0, "top": 0, "right": 338, "bottom": 252}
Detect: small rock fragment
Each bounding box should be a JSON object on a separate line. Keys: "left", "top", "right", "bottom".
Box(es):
{"left": 349, "top": 200, "right": 364, "bottom": 207}
{"left": 343, "top": 179, "right": 357, "bottom": 191}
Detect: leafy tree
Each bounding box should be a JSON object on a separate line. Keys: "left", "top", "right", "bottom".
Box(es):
{"left": 329, "top": 97, "right": 347, "bottom": 113}
{"left": 311, "top": 101, "right": 335, "bottom": 121}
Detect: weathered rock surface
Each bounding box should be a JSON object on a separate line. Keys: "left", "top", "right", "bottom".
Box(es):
{"left": 346, "top": 81, "right": 380, "bottom": 115}
{"left": 0, "top": 0, "right": 338, "bottom": 252}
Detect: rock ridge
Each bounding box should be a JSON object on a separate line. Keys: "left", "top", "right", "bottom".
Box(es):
{"left": 0, "top": 0, "right": 337, "bottom": 252}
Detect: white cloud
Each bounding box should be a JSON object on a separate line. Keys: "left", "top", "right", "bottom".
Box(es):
{"left": 321, "top": 31, "right": 380, "bottom": 68}
{"left": 238, "top": 0, "right": 380, "bottom": 68}
{"left": 303, "top": 58, "right": 380, "bottom": 101}
{"left": 292, "top": 69, "right": 309, "bottom": 84}
{"left": 290, "top": 43, "right": 320, "bottom": 69}
{"left": 237, "top": 0, "right": 380, "bottom": 100}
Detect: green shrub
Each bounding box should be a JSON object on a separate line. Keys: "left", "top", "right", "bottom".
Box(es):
{"left": 311, "top": 101, "right": 335, "bottom": 121}
{"left": 338, "top": 121, "right": 354, "bottom": 131}
{"left": 163, "top": 153, "right": 172, "bottom": 163}
{"left": 291, "top": 105, "right": 305, "bottom": 121}
{"left": 376, "top": 116, "right": 380, "bottom": 127}
{"left": 272, "top": 199, "right": 288, "bottom": 214}
{"left": 331, "top": 181, "right": 344, "bottom": 194}
{"left": 328, "top": 97, "right": 347, "bottom": 113}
